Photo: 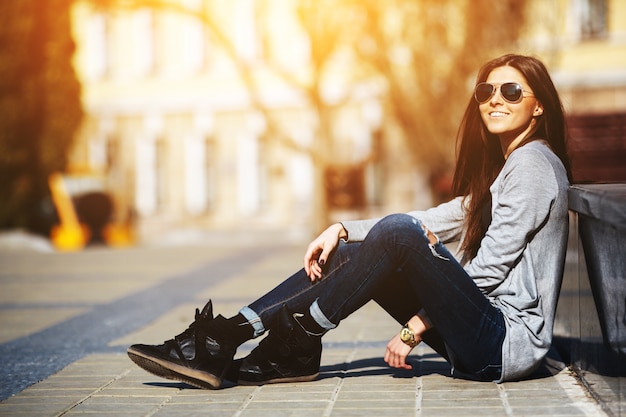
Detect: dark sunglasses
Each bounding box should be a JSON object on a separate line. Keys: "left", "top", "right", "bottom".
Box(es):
{"left": 474, "top": 82, "right": 534, "bottom": 104}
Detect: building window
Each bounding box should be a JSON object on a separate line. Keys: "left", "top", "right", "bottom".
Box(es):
{"left": 136, "top": 137, "right": 157, "bottom": 216}
{"left": 205, "top": 137, "right": 216, "bottom": 210}
{"left": 88, "top": 136, "right": 108, "bottom": 172}
{"left": 258, "top": 138, "right": 269, "bottom": 208}
{"left": 234, "top": 0, "right": 262, "bottom": 62}
{"left": 136, "top": 136, "right": 167, "bottom": 215}
{"left": 105, "top": 135, "right": 119, "bottom": 173}
{"left": 180, "top": 0, "right": 209, "bottom": 73}
{"left": 576, "top": 0, "right": 608, "bottom": 40}
{"left": 84, "top": 13, "right": 109, "bottom": 80}
{"left": 155, "top": 138, "right": 168, "bottom": 209}
{"left": 236, "top": 133, "right": 260, "bottom": 215}
{"left": 181, "top": 19, "right": 207, "bottom": 73}
{"left": 133, "top": 9, "right": 156, "bottom": 76}
{"left": 184, "top": 135, "right": 215, "bottom": 215}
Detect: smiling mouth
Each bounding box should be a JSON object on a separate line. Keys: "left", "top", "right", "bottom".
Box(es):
{"left": 489, "top": 111, "right": 508, "bottom": 117}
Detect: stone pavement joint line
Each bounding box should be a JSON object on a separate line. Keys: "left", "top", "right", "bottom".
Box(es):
{"left": 0, "top": 244, "right": 608, "bottom": 416}
{"left": 143, "top": 391, "right": 175, "bottom": 417}
{"left": 323, "top": 376, "right": 343, "bottom": 417}
{"left": 55, "top": 368, "right": 133, "bottom": 416}
{"left": 496, "top": 384, "right": 514, "bottom": 416}
{"left": 414, "top": 377, "right": 423, "bottom": 416}
{"left": 232, "top": 386, "right": 262, "bottom": 417}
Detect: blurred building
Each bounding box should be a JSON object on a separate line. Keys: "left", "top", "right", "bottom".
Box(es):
{"left": 526, "top": 0, "right": 626, "bottom": 183}
{"left": 68, "top": 0, "right": 626, "bottom": 242}
{"left": 69, "top": 0, "right": 386, "bottom": 241}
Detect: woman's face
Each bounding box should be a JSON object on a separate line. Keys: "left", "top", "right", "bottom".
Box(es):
{"left": 479, "top": 66, "right": 543, "bottom": 157}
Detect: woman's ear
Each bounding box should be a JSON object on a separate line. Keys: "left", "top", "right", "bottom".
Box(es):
{"left": 534, "top": 104, "right": 544, "bottom": 116}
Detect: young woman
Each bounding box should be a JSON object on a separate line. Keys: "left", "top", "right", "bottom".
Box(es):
{"left": 128, "top": 54, "right": 571, "bottom": 388}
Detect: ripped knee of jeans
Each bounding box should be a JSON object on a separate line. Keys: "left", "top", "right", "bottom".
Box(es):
{"left": 422, "top": 224, "right": 449, "bottom": 261}
{"left": 421, "top": 224, "right": 439, "bottom": 245}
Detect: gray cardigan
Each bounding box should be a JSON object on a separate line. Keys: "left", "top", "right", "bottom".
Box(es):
{"left": 341, "top": 141, "right": 570, "bottom": 381}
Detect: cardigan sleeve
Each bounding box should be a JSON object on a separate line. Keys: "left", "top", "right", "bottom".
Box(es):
{"left": 340, "top": 196, "right": 466, "bottom": 244}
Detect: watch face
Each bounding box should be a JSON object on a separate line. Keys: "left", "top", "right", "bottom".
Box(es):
{"left": 400, "top": 327, "right": 412, "bottom": 342}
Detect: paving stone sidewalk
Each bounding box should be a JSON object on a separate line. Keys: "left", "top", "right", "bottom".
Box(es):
{"left": 0, "top": 239, "right": 607, "bottom": 416}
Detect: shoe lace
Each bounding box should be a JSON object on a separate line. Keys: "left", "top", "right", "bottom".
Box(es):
{"left": 169, "top": 307, "right": 212, "bottom": 344}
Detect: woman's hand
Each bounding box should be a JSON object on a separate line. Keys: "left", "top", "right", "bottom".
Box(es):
{"left": 303, "top": 223, "right": 347, "bottom": 281}
{"left": 384, "top": 314, "right": 429, "bottom": 370}
{"left": 384, "top": 333, "right": 415, "bottom": 370}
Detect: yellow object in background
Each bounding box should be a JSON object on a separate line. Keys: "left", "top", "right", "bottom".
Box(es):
{"left": 102, "top": 223, "right": 134, "bottom": 247}
{"left": 48, "top": 172, "right": 89, "bottom": 251}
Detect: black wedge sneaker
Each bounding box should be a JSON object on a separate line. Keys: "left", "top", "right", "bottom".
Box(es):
{"left": 237, "top": 304, "right": 323, "bottom": 385}
{"left": 127, "top": 300, "right": 236, "bottom": 389}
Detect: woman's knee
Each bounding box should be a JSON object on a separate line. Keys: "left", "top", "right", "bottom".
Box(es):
{"left": 375, "top": 213, "right": 439, "bottom": 245}
{"left": 376, "top": 213, "right": 423, "bottom": 231}
{"left": 370, "top": 213, "right": 425, "bottom": 240}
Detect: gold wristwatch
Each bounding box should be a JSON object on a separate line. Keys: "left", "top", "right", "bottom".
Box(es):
{"left": 400, "top": 322, "right": 419, "bottom": 348}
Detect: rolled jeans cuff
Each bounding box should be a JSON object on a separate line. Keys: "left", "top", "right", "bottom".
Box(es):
{"left": 239, "top": 306, "right": 265, "bottom": 338}
{"left": 310, "top": 298, "right": 337, "bottom": 331}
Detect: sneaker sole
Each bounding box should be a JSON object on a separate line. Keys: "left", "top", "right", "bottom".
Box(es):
{"left": 127, "top": 347, "right": 222, "bottom": 390}
{"left": 237, "top": 372, "right": 319, "bottom": 386}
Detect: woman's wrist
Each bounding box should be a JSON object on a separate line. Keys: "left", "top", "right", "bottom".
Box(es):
{"left": 335, "top": 223, "right": 348, "bottom": 240}
{"left": 407, "top": 313, "right": 430, "bottom": 336}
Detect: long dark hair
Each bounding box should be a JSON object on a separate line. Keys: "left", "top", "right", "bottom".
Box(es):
{"left": 452, "top": 54, "right": 571, "bottom": 264}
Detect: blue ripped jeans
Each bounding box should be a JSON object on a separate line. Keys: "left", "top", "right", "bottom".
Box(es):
{"left": 240, "top": 213, "right": 506, "bottom": 381}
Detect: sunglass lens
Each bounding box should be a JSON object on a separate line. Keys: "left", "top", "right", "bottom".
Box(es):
{"left": 475, "top": 83, "right": 494, "bottom": 103}
{"left": 501, "top": 83, "right": 523, "bottom": 102}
